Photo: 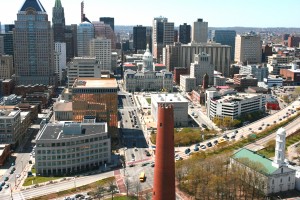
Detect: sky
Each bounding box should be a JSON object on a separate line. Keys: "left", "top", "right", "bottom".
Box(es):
{"left": 0, "top": 0, "right": 300, "bottom": 27}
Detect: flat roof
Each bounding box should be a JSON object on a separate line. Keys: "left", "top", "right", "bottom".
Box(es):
{"left": 37, "top": 122, "right": 107, "bottom": 140}
{"left": 151, "top": 93, "right": 189, "bottom": 103}
{"left": 73, "top": 78, "right": 117, "bottom": 89}
{"left": 213, "top": 93, "right": 262, "bottom": 103}
{"left": 0, "top": 110, "right": 20, "bottom": 117}
{"left": 54, "top": 102, "right": 73, "bottom": 112}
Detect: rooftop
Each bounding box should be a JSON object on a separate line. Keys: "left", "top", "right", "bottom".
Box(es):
{"left": 73, "top": 78, "right": 117, "bottom": 89}
{"left": 20, "top": 0, "right": 46, "bottom": 12}
{"left": 151, "top": 93, "right": 189, "bottom": 103}
{"left": 232, "top": 148, "right": 277, "bottom": 175}
{"left": 54, "top": 102, "right": 72, "bottom": 112}
{"left": 212, "top": 93, "right": 262, "bottom": 103}
{"left": 0, "top": 110, "right": 20, "bottom": 118}
{"left": 37, "top": 122, "right": 108, "bottom": 140}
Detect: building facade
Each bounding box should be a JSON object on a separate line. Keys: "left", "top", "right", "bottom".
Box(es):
{"left": 92, "top": 21, "right": 116, "bottom": 50}
{"left": 133, "top": 25, "right": 147, "bottom": 51}
{"left": 190, "top": 52, "right": 214, "bottom": 86}
{"left": 0, "top": 55, "right": 13, "bottom": 79}
{"left": 0, "top": 32, "right": 13, "bottom": 56}
{"left": 65, "top": 24, "right": 77, "bottom": 61}
{"left": 99, "top": 17, "right": 114, "bottom": 31}
{"left": 67, "top": 57, "right": 101, "bottom": 89}
{"left": 235, "top": 33, "right": 262, "bottom": 64}
{"left": 239, "top": 65, "right": 269, "bottom": 82}
{"left": 13, "top": 0, "right": 57, "bottom": 85}
{"left": 77, "top": 22, "right": 94, "bottom": 57}
{"left": 89, "top": 38, "right": 111, "bottom": 72}
{"left": 179, "top": 23, "right": 191, "bottom": 44}
{"left": 151, "top": 93, "right": 189, "bottom": 127}
{"left": 211, "top": 30, "right": 236, "bottom": 60}
{"left": 180, "top": 75, "right": 196, "bottom": 92}
{"left": 206, "top": 92, "right": 266, "bottom": 119}
{"left": 35, "top": 122, "right": 111, "bottom": 176}
{"left": 54, "top": 42, "right": 66, "bottom": 85}
{"left": 52, "top": 0, "right": 65, "bottom": 42}
{"left": 0, "top": 110, "right": 21, "bottom": 146}
{"left": 192, "top": 18, "right": 208, "bottom": 43}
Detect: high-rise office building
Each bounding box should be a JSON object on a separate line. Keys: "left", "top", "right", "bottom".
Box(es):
{"left": 4, "top": 24, "right": 15, "bottom": 33}
{"left": 52, "top": 0, "right": 65, "bottom": 42}
{"left": 0, "top": 54, "right": 13, "bottom": 79}
{"left": 152, "top": 17, "right": 174, "bottom": 63}
{"left": 0, "top": 36, "right": 3, "bottom": 54}
{"left": 13, "top": 0, "right": 57, "bottom": 85}
{"left": 153, "top": 104, "right": 175, "bottom": 200}
{"left": 54, "top": 42, "right": 66, "bottom": 84}
{"left": 92, "top": 21, "right": 116, "bottom": 49}
{"left": 65, "top": 24, "right": 77, "bottom": 61}
{"left": 100, "top": 17, "right": 114, "bottom": 31}
{"left": 192, "top": 18, "right": 208, "bottom": 43}
{"left": 235, "top": 33, "right": 262, "bottom": 64}
{"left": 89, "top": 38, "right": 112, "bottom": 72}
{"left": 212, "top": 30, "right": 236, "bottom": 60}
{"left": 190, "top": 53, "right": 214, "bottom": 85}
{"left": 0, "top": 32, "right": 14, "bottom": 55}
{"left": 77, "top": 22, "right": 94, "bottom": 57}
{"left": 179, "top": 23, "right": 191, "bottom": 44}
{"left": 133, "top": 25, "right": 147, "bottom": 51}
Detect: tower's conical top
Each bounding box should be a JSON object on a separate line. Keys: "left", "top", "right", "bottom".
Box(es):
{"left": 54, "top": 0, "right": 62, "bottom": 8}
{"left": 20, "top": 0, "right": 46, "bottom": 12}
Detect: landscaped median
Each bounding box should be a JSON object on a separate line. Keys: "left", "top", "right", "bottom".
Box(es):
{"left": 28, "top": 177, "right": 115, "bottom": 200}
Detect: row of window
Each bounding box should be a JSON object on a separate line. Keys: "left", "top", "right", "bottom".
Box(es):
{"left": 37, "top": 147, "right": 108, "bottom": 155}
{"left": 37, "top": 138, "right": 108, "bottom": 147}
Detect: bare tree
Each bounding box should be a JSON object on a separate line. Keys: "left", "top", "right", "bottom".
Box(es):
{"left": 107, "top": 181, "right": 118, "bottom": 200}
{"left": 125, "top": 177, "right": 131, "bottom": 197}
{"left": 94, "top": 185, "right": 106, "bottom": 200}
{"left": 134, "top": 180, "right": 141, "bottom": 199}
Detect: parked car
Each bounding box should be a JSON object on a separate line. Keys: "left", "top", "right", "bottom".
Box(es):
{"left": 207, "top": 142, "right": 212, "bottom": 147}
{"left": 200, "top": 145, "right": 206, "bottom": 149}
{"left": 185, "top": 148, "right": 191, "bottom": 154}
{"left": 150, "top": 162, "right": 155, "bottom": 167}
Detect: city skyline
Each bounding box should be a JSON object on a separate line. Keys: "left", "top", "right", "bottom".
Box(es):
{"left": 0, "top": 0, "right": 300, "bottom": 27}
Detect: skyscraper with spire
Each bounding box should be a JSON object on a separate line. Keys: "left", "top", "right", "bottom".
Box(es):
{"left": 52, "top": 0, "right": 65, "bottom": 42}
{"left": 13, "top": 0, "right": 57, "bottom": 85}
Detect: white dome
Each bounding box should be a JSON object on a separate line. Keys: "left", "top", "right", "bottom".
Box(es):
{"left": 142, "top": 44, "right": 153, "bottom": 71}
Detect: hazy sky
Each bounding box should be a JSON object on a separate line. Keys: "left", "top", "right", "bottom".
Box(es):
{"left": 1, "top": 0, "right": 300, "bottom": 27}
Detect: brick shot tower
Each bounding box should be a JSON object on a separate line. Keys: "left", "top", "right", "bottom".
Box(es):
{"left": 153, "top": 104, "right": 175, "bottom": 200}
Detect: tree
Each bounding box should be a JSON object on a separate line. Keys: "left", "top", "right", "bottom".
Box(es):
{"left": 125, "top": 178, "right": 131, "bottom": 197}
{"left": 107, "top": 181, "right": 118, "bottom": 199}
{"left": 94, "top": 186, "right": 106, "bottom": 200}
{"left": 134, "top": 181, "right": 141, "bottom": 199}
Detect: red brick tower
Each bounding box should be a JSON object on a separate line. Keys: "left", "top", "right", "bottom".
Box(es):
{"left": 153, "top": 104, "right": 175, "bottom": 200}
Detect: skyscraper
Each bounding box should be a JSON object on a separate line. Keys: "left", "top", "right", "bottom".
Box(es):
{"left": 192, "top": 18, "right": 208, "bottom": 43}
{"left": 52, "top": 0, "right": 65, "bottom": 42}
{"left": 212, "top": 30, "right": 236, "bottom": 60}
{"left": 92, "top": 21, "right": 116, "bottom": 49}
{"left": 0, "top": 32, "right": 13, "bottom": 55}
{"left": 152, "top": 17, "right": 174, "bottom": 63}
{"left": 235, "top": 33, "right": 262, "bottom": 64}
{"left": 4, "top": 24, "right": 15, "bottom": 33}
{"left": 153, "top": 104, "right": 175, "bottom": 200}
{"left": 89, "top": 38, "right": 112, "bottom": 72}
{"left": 133, "top": 25, "right": 147, "bottom": 52}
{"left": 77, "top": 22, "right": 94, "bottom": 57}
{"left": 13, "top": 0, "right": 57, "bottom": 85}
{"left": 65, "top": 24, "right": 77, "bottom": 61}
{"left": 179, "top": 23, "right": 191, "bottom": 44}
{"left": 100, "top": 17, "right": 114, "bottom": 31}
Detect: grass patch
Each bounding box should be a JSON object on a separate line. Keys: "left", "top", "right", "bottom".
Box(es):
{"left": 150, "top": 127, "right": 218, "bottom": 146}
{"left": 146, "top": 98, "right": 151, "bottom": 104}
{"left": 23, "top": 176, "right": 60, "bottom": 186}
{"left": 28, "top": 177, "right": 116, "bottom": 200}
{"left": 31, "top": 168, "right": 36, "bottom": 174}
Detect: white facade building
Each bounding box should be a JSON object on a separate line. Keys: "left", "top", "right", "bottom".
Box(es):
{"left": 151, "top": 93, "right": 189, "bottom": 127}
{"left": 206, "top": 92, "right": 266, "bottom": 119}
{"left": 67, "top": 57, "right": 101, "bottom": 89}
{"left": 89, "top": 38, "right": 112, "bottom": 72}
{"left": 192, "top": 18, "right": 208, "bottom": 43}
{"left": 35, "top": 122, "right": 111, "bottom": 176}
{"left": 263, "top": 76, "right": 283, "bottom": 88}
{"left": 180, "top": 75, "right": 196, "bottom": 92}
{"left": 239, "top": 65, "right": 269, "bottom": 82}
{"left": 54, "top": 42, "right": 66, "bottom": 84}
{"left": 235, "top": 33, "right": 262, "bottom": 64}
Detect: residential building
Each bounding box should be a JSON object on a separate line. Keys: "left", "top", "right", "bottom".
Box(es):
{"left": 152, "top": 17, "right": 174, "bottom": 63}
{"left": 54, "top": 42, "right": 67, "bottom": 85}
{"left": 235, "top": 33, "right": 262, "bottom": 64}
{"left": 211, "top": 30, "right": 236, "bottom": 60}
{"left": 0, "top": 55, "right": 13, "bottom": 79}
{"left": 52, "top": 0, "right": 65, "bottom": 42}
{"left": 192, "top": 18, "right": 208, "bottom": 43}
{"left": 0, "top": 110, "right": 21, "bottom": 146}
{"left": 67, "top": 57, "right": 101, "bottom": 89}
{"left": 71, "top": 78, "right": 118, "bottom": 130}
{"left": 77, "top": 22, "right": 94, "bottom": 57}
{"left": 179, "top": 23, "right": 191, "bottom": 44}
{"left": 239, "top": 65, "right": 269, "bottom": 82}
{"left": 190, "top": 52, "right": 214, "bottom": 85}
{"left": 13, "top": 0, "right": 56, "bottom": 85}
{"left": 89, "top": 38, "right": 111, "bottom": 72}
{"left": 163, "top": 42, "right": 231, "bottom": 76}
{"left": 133, "top": 25, "right": 147, "bottom": 51}
{"left": 35, "top": 122, "right": 111, "bottom": 176}
{"left": 100, "top": 17, "right": 114, "bottom": 31}
{"left": 206, "top": 92, "right": 265, "bottom": 119}
{"left": 151, "top": 93, "right": 189, "bottom": 127}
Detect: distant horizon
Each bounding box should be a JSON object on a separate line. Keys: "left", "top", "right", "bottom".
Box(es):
{"left": 0, "top": 0, "right": 300, "bottom": 28}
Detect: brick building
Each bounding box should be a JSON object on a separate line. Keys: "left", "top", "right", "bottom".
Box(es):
{"left": 173, "top": 67, "right": 188, "bottom": 84}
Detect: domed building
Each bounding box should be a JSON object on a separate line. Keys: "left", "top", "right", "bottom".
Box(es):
{"left": 124, "top": 44, "right": 173, "bottom": 92}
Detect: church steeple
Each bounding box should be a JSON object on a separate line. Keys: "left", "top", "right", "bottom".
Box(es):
{"left": 52, "top": 0, "right": 65, "bottom": 42}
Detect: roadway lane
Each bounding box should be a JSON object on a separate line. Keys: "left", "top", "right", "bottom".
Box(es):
{"left": 11, "top": 171, "right": 114, "bottom": 200}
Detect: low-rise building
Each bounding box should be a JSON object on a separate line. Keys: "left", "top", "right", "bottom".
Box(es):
{"left": 0, "top": 110, "right": 21, "bottom": 147}
{"left": 53, "top": 101, "right": 73, "bottom": 121}
{"left": 280, "top": 63, "right": 300, "bottom": 86}
{"left": 263, "top": 76, "right": 283, "bottom": 88}
{"left": 206, "top": 92, "right": 265, "bottom": 119}
{"left": 35, "top": 122, "right": 111, "bottom": 176}
{"left": 173, "top": 67, "right": 188, "bottom": 84}
{"left": 180, "top": 75, "right": 196, "bottom": 92}
{"left": 0, "top": 144, "right": 10, "bottom": 166}
{"left": 214, "top": 75, "right": 226, "bottom": 86}
{"left": 151, "top": 93, "right": 189, "bottom": 127}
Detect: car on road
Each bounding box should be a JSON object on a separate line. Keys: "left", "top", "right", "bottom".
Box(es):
{"left": 141, "top": 163, "right": 148, "bottom": 166}
{"left": 134, "top": 147, "right": 138, "bottom": 151}
{"left": 4, "top": 177, "right": 8, "bottom": 181}
{"left": 207, "top": 142, "right": 212, "bottom": 147}
{"left": 273, "top": 121, "right": 276, "bottom": 123}
{"left": 194, "top": 146, "right": 199, "bottom": 151}
{"left": 4, "top": 184, "right": 9, "bottom": 189}
{"left": 184, "top": 148, "right": 191, "bottom": 154}
{"left": 129, "top": 163, "right": 135, "bottom": 167}
{"left": 75, "top": 194, "right": 84, "bottom": 199}
{"left": 200, "top": 145, "right": 206, "bottom": 149}
{"left": 258, "top": 127, "right": 262, "bottom": 130}
{"left": 150, "top": 162, "right": 155, "bottom": 167}
{"left": 16, "top": 174, "right": 20, "bottom": 178}
{"left": 231, "top": 135, "right": 236, "bottom": 140}
{"left": 175, "top": 156, "right": 183, "bottom": 161}
{"left": 213, "top": 140, "right": 218, "bottom": 145}
{"left": 248, "top": 127, "right": 252, "bottom": 131}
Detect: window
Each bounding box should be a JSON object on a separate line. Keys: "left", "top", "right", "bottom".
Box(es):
{"left": 289, "top": 177, "right": 291, "bottom": 182}
{"left": 160, "top": 123, "right": 162, "bottom": 127}
{"left": 281, "top": 168, "right": 283, "bottom": 173}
